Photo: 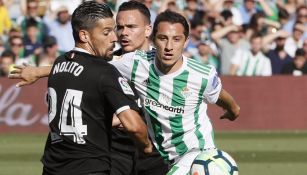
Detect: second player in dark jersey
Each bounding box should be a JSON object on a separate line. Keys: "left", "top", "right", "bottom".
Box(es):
{"left": 41, "top": 2, "right": 152, "bottom": 175}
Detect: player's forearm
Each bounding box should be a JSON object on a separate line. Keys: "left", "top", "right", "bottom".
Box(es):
{"left": 37, "top": 66, "right": 52, "bottom": 78}
{"left": 128, "top": 123, "right": 151, "bottom": 149}
{"left": 118, "top": 109, "right": 152, "bottom": 152}
{"left": 216, "top": 89, "right": 240, "bottom": 118}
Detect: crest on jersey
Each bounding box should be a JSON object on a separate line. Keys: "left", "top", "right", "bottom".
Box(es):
{"left": 118, "top": 77, "right": 134, "bottom": 96}
{"left": 212, "top": 73, "right": 219, "bottom": 89}
{"left": 181, "top": 87, "right": 192, "bottom": 99}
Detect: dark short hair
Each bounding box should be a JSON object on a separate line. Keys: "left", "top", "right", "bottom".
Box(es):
{"left": 43, "top": 36, "right": 57, "bottom": 49}
{"left": 1, "top": 50, "right": 16, "bottom": 62}
{"left": 118, "top": 1, "right": 151, "bottom": 24}
{"left": 190, "top": 19, "right": 203, "bottom": 30}
{"left": 278, "top": 8, "right": 289, "bottom": 20}
{"left": 250, "top": 33, "right": 262, "bottom": 41}
{"left": 221, "top": 9, "right": 233, "bottom": 21}
{"left": 71, "top": 1, "right": 113, "bottom": 42}
{"left": 295, "top": 48, "right": 305, "bottom": 57}
{"left": 152, "top": 10, "right": 189, "bottom": 39}
{"left": 25, "top": 17, "right": 38, "bottom": 29}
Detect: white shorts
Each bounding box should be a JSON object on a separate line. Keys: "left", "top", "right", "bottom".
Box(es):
{"left": 167, "top": 149, "right": 201, "bottom": 175}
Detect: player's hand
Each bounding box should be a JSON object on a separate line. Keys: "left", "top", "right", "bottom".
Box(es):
{"left": 143, "top": 141, "right": 153, "bottom": 154}
{"left": 8, "top": 64, "right": 39, "bottom": 87}
{"left": 112, "top": 114, "right": 124, "bottom": 129}
{"left": 220, "top": 105, "right": 240, "bottom": 121}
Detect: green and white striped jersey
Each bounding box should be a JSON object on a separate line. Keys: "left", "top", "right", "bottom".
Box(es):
{"left": 231, "top": 49, "right": 272, "bottom": 76}
{"left": 110, "top": 50, "right": 222, "bottom": 162}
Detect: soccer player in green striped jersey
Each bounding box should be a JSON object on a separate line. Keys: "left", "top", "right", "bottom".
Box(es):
{"left": 111, "top": 11, "right": 240, "bottom": 175}
{"left": 9, "top": 10, "right": 240, "bottom": 175}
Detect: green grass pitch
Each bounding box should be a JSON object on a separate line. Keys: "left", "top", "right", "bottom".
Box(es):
{"left": 0, "top": 131, "right": 306, "bottom": 175}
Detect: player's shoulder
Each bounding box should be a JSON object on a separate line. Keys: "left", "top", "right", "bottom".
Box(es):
{"left": 121, "top": 49, "right": 156, "bottom": 61}
{"left": 70, "top": 51, "right": 119, "bottom": 74}
{"left": 186, "top": 57, "right": 216, "bottom": 77}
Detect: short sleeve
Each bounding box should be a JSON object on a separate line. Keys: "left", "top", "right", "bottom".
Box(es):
{"left": 99, "top": 66, "right": 139, "bottom": 115}
{"left": 203, "top": 66, "right": 222, "bottom": 104}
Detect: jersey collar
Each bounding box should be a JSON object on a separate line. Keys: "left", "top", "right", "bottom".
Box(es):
{"left": 73, "top": 47, "right": 92, "bottom": 55}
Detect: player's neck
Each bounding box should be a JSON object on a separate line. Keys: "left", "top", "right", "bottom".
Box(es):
{"left": 155, "top": 56, "right": 183, "bottom": 75}
{"left": 75, "top": 43, "right": 95, "bottom": 56}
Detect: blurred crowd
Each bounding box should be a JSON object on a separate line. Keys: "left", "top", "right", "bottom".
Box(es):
{"left": 0, "top": 0, "right": 307, "bottom": 77}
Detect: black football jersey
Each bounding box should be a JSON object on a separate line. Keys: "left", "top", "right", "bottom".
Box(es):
{"left": 42, "top": 50, "right": 139, "bottom": 175}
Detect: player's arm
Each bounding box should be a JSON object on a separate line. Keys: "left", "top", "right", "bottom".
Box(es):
{"left": 116, "top": 109, "right": 152, "bottom": 154}
{"left": 102, "top": 67, "right": 152, "bottom": 154}
{"left": 216, "top": 89, "right": 240, "bottom": 121}
{"left": 8, "top": 65, "right": 52, "bottom": 87}
{"left": 203, "top": 66, "right": 240, "bottom": 121}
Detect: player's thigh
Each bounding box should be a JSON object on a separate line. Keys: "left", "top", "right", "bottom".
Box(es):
{"left": 110, "top": 151, "right": 135, "bottom": 175}
{"left": 167, "top": 150, "right": 201, "bottom": 175}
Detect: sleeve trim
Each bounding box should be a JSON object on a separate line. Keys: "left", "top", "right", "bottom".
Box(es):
{"left": 115, "top": 105, "right": 130, "bottom": 115}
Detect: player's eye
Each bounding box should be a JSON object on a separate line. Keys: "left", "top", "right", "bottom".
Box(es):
{"left": 103, "top": 30, "right": 111, "bottom": 36}
{"left": 157, "top": 36, "right": 167, "bottom": 41}
{"left": 174, "top": 37, "right": 181, "bottom": 42}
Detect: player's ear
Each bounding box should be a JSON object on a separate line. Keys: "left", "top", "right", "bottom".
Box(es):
{"left": 145, "top": 25, "right": 152, "bottom": 38}
{"left": 79, "top": 30, "right": 90, "bottom": 43}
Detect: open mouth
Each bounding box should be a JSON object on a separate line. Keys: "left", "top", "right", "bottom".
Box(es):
{"left": 120, "top": 39, "right": 130, "bottom": 46}
{"left": 163, "top": 53, "right": 173, "bottom": 59}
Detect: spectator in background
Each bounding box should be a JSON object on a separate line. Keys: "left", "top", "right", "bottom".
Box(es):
{"left": 157, "top": 0, "right": 181, "bottom": 14}
{"left": 184, "top": 0, "right": 199, "bottom": 20}
{"left": 184, "top": 20, "right": 204, "bottom": 57}
{"left": 229, "top": 34, "right": 272, "bottom": 76}
{"left": 0, "top": 0, "right": 12, "bottom": 38}
{"left": 262, "top": 30, "right": 293, "bottom": 74}
{"left": 0, "top": 38, "right": 5, "bottom": 55}
{"left": 141, "top": 0, "right": 157, "bottom": 26}
{"left": 278, "top": 7, "right": 290, "bottom": 29}
{"left": 220, "top": 9, "right": 234, "bottom": 26}
{"left": 17, "top": 0, "right": 49, "bottom": 43}
{"left": 44, "top": 5, "right": 74, "bottom": 53}
{"left": 8, "top": 27, "right": 23, "bottom": 39}
{"left": 8, "top": 36, "right": 24, "bottom": 61}
{"left": 222, "top": 0, "right": 243, "bottom": 26}
{"left": 193, "top": 40, "right": 219, "bottom": 69}
{"left": 211, "top": 24, "right": 250, "bottom": 75}
{"left": 238, "top": 0, "right": 274, "bottom": 25}
{"left": 205, "top": 0, "right": 243, "bottom": 26}
{"left": 23, "top": 18, "right": 42, "bottom": 59}
{"left": 38, "top": 36, "right": 60, "bottom": 66}
{"left": 281, "top": 48, "right": 307, "bottom": 75}
{"left": 0, "top": 49, "right": 15, "bottom": 76}
{"left": 8, "top": 35, "right": 35, "bottom": 66}
{"left": 284, "top": 21, "right": 305, "bottom": 57}
{"left": 245, "top": 12, "right": 281, "bottom": 41}
{"left": 276, "top": 0, "right": 305, "bottom": 18}
{"left": 283, "top": 5, "right": 307, "bottom": 39}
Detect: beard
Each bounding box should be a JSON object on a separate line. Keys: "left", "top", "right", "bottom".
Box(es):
{"left": 275, "top": 45, "right": 284, "bottom": 51}
{"left": 105, "top": 53, "right": 113, "bottom": 62}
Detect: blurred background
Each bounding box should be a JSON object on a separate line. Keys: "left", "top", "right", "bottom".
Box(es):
{"left": 0, "top": 0, "right": 307, "bottom": 175}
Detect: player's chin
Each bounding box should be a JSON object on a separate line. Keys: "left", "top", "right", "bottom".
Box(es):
{"left": 106, "top": 53, "right": 114, "bottom": 61}
{"left": 161, "top": 58, "right": 175, "bottom": 65}
{"left": 122, "top": 46, "right": 134, "bottom": 53}
{"left": 103, "top": 50, "right": 113, "bottom": 61}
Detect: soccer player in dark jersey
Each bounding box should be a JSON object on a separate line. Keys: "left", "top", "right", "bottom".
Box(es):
{"left": 111, "top": 1, "right": 168, "bottom": 175}
{"left": 34, "top": 1, "right": 152, "bottom": 175}
{"left": 10, "top": 1, "right": 167, "bottom": 175}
